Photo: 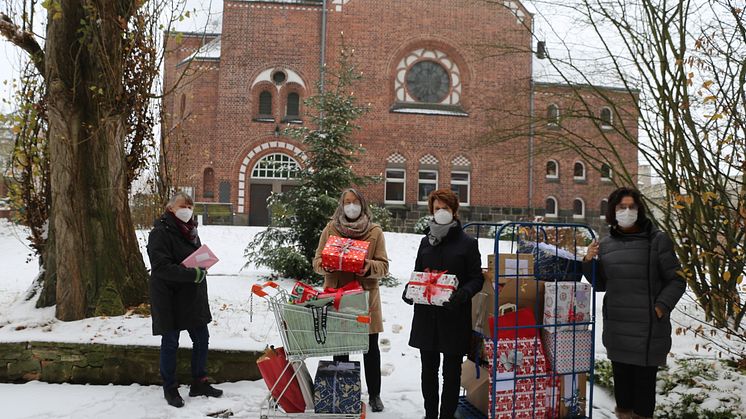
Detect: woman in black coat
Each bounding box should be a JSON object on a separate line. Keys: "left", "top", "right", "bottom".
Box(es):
{"left": 403, "top": 189, "right": 484, "bottom": 419}
{"left": 147, "top": 191, "right": 222, "bottom": 408}
{"left": 584, "top": 187, "right": 686, "bottom": 419}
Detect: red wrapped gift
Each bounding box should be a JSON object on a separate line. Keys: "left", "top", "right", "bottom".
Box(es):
{"left": 317, "top": 281, "right": 364, "bottom": 311}
{"left": 321, "top": 236, "right": 369, "bottom": 274}
{"left": 289, "top": 281, "right": 320, "bottom": 304}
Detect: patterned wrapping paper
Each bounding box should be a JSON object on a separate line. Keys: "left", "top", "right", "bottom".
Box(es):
{"left": 313, "top": 360, "right": 362, "bottom": 414}
{"left": 405, "top": 270, "right": 459, "bottom": 306}
{"left": 543, "top": 282, "right": 592, "bottom": 332}
{"left": 289, "top": 281, "right": 320, "bottom": 304}
{"left": 545, "top": 374, "right": 588, "bottom": 418}
{"left": 541, "top": 329, "right": 593, "bottom": 374}
{"left": 321, "top": 236, "right": 369, "bottom": 274}
{"left": 484, "top": 339, "right": 549, "bottom": 419}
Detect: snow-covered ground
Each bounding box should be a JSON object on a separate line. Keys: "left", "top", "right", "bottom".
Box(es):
{"left": 0, "top": 221, "right": 744, "bottom": 418}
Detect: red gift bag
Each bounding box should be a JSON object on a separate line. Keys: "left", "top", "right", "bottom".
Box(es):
{"left": 257, "top": 346, "right": 306, "bottom": 413}
{"left": 488, "top": 304, "right": 539, "bottom": 339}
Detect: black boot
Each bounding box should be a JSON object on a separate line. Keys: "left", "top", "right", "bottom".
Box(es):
{"left": 369, "top": 395, "right": 384, "bottom": 412}
{"left": 189, "top": 378, "right": 223, "bottom": 397}
{"left": 164, "top": 386, "right": 184, "bottom": 408}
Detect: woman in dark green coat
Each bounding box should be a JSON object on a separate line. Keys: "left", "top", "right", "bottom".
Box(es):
{"left": 584, "top": 187, "right": 686, "bottom": 419}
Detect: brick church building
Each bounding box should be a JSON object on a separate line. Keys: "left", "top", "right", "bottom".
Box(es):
{"left": 163, "top": 0, "right": 638, "bottom": 232}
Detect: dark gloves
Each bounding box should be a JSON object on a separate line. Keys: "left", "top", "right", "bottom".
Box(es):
{"left": 443, "top": 288, "right": 469, "bottom": 310}
{"left": 402, "top": 284, "right": 414, "bottom": 305}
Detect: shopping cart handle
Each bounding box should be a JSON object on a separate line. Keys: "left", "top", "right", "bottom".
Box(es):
{"left": 251, "top": 281, "right": 280, "bottom": 297}
{"left": 356, "top": 315, "right": 371, "bottom": 324}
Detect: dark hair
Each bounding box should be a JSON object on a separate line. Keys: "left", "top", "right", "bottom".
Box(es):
{"left": 428, "top": 188, "right": 460, "bottom": 220}
{"left": 606, "top": 187, "right": 646, "bottom": 226}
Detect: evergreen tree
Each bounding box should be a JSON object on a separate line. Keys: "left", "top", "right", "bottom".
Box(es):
{"left": 245, "top": 46, "right": 372, "bottom": 281}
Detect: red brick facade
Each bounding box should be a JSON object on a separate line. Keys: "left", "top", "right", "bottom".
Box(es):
{"left": 162, "top": 0, "right": 638, "bottom": 231}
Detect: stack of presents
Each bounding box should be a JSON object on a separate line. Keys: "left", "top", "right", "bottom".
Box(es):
{"left": 462, "top": 245, "right": 593, "bottom": 419}
{"left": 256, "top": 235, "right": 371, "bottom": 415}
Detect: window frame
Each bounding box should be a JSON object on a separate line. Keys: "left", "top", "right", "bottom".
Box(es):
{"left": 545, "top": 196, "right": 558, "bottom": 218}
{"left": 285, "top": 92, "right": 301, "bottom": 119}
{"left": 546, "top": 160, "right": 559, "bottom": 179}
{"left": 600, "top": 107, "right": 613, "bottom": 129}
{"left": 573, "top": 197, "right": 586, "bottom": 219}
{"left": 417, "top": 169, "right": 439, "bottom": 205}
{"left": 384, "top": 168, "right": 406, "bottom": 205}
{"left": 202, "top": 168, "right": 215, "bottom": 198}
{"left": 600, "top": 199, "right": 608, "bottom": 219}
{"left": 573, "top": 161, "right": 587, "bottom": 180}
{"left": 547, "top": 103, "right": 560, "bottom": 127}
{"left": 251, "top": 153, "right": 300, "bottom": 180}
{"left": 450, "top": 171, "right": 471, "bottom": 206}
{"left": 600, "top": 163, "right": 613, "bottom": 181}
{"left": 257, "top": 90, "right": 274, "bottom": 121}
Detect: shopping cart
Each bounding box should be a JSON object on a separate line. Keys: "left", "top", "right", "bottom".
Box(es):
{"left": 252, "top": 281, "right": 371, "bottom": 419}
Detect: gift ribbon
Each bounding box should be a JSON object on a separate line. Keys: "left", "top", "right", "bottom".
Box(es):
{"left": 320, "top": 281, "right": 363, "bottom": 310}
{"left": 328, "top": 238, "right": 368, "bottom": 271}
{"left": 409, "top": 269, "right": 454, "bottom": 304}
{"left": 499, "top": 351, "right": 524, "bottom": 372}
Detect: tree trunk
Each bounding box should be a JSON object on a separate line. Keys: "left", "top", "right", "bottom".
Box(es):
{"left": 38, "top": 0, "right": 148, "bottom": 320}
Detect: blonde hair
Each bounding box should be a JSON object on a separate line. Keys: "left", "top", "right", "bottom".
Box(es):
{"left": 166, "top": 191, "right": 194, "bottom": 210}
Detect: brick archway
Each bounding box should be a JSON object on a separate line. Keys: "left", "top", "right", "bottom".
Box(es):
{"left": 236, "top": 141, "right": 304, "bottom": 214}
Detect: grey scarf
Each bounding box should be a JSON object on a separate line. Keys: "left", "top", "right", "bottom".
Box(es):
{"left": 427, "top": 220, "right": 457, "bottom": 246}
{"left": 335, "top": 213, "right": 373, "bottom": 239}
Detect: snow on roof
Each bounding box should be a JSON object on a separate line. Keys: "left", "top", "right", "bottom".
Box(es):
{"left": 177, "top": 36, "right": 221, "bottom": 66}
{"left": 390, "top": 106, "right": 469, "bottom": 117}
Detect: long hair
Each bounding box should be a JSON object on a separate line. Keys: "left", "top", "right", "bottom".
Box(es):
{"left": 331, "top": 188, "right": 373, "bottom": 220}
{"left": 606, "top": 187, "right": 647, "bottom": 226}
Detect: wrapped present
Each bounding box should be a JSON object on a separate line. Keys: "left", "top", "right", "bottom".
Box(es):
{"left": 313, "top": 360, "right": 362, "bottom": 414}
{"left": 518, "top": 240, "right": 583, "bottom": 282}
{"left": 543, "top": 282, "right": 592, "bottom": 331}
{"left": 541, "top": 329, "right": 593, "bottom": 374}
{"left": 406, "top": 269, "right": 459, "bottom": 306}
{"left": 484, "top": 339, "right": 549, "bottom": 419}
{"left": 313, "top": 282, "right": 368, "bottom": 315}
{"left": 289, "top": 281, "right": 320, "bottom": 304}
{"left": 321, "top": 236, "right": 369, "bottom": 274}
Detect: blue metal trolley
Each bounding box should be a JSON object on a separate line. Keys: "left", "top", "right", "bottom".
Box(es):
{"left": 459, "top": 221, "right": 598, "bottom": 419}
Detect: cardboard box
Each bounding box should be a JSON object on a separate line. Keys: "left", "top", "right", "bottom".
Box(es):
{"left": 498, "top": 278, "right": 545, "bottom": 324}
{"left": 487, "top": 254, "right": 534, "bottom": 278}
{"left": 460, "top": 360, "right": 489, "bottom": 415}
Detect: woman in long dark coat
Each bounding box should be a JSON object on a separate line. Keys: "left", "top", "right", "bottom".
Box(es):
{"left": 147, "top": 191, "right": 222, "bottom": 408}
{"left": 584, "top": 187, "right": 686, "bottom": 419}
{"left": 403, "top": 188, "right": 484, "bottom": 419}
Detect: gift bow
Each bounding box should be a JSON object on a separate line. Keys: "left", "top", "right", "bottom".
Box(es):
{"left": 499, "top": 351, "right": 524, "bottom": 371}
{"left": 410, "top": 269, "right": 453, "bottom": 304}
{"left": 329, "top": 238, "right": 368, "bottom": 271}
{"left": 322, "top": 281, "right": 363, "bottom": 310}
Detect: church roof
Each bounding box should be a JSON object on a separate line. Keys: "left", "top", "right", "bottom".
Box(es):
{"left": 178, "top": 36, "right": 221, "bottom": 66}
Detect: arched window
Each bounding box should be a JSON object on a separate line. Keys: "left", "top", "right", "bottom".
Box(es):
{"left": 258, "top": 91, "right": 273, "bottom": 116}
{"left": 545, "top": 196, "right": 558, "bottom": 217}
{"left": 203, "top": 168, "right": 215, "bottom": 198}
{"left": 286, "top": 92, "right": 300, "bottom": 119}
{"left": 546, "top": 160, "right": 559, "bottom": 179}
{"left": 547, "top": 104, "right": 560, "bottom": 126}
{"left": 574, "top": 161, "right": 586, "bottom": 180}
{"left": 251, "top": 153, "right": 300, "bottom": 179}
{"left": 600, "top": 163, "right": 612, "bottom": 181}
{"left": 600, "top": 107, "right": 613, "bottom": 128}
{"left": 573, "top": 198, "right": 585, "bottom": 219}
{"left": 600, "top": 199, "right": 609, "bottom": 219}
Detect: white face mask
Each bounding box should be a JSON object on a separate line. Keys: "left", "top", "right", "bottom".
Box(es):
{"left": 616, "top": 208, "right": 638, "bottom": 228}
{"left": 343, "top": 203, "right": 362, "bottom": 219}
{"left": 433, "top": 208, "right": 454, "bottom": 225}
{"left": 174, "top": 208, "right": 193, "bottom": 223}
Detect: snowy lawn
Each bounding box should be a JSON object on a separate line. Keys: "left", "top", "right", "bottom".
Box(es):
{"left": 0, "top": 221, "right": 744, "bottom": 418}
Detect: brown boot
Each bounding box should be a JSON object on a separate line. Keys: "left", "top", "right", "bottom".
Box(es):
{"left": 614, "top": 407, "right": 635, "bottom": 419}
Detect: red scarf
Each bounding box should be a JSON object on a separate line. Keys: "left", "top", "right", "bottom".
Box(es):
{"left": 167, "top": 212, "right": 199, "bottom": 243}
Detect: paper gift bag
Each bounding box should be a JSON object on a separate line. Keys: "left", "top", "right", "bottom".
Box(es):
{"left": 406, "top": 269, "right": 459, "bottom": 306}
{"left": 321, "top": 236, "right": 369, "bottom": 273}
{"left": 543, "top": 282, "right": 591, "bottom": 332}
{"left": 313, "top": 360, "right": 362, "bottom": 414}
{"left": 546, "top": 373, "right": 588, "bottom": 418}
{"left": 314, "top": 281, "right": 368, "bottom": 315}
{"left": 488, "top": 304, "right": 540, "bottom": 340}
{"left": 256, "top": 346, "right": 307, "bottom": 413}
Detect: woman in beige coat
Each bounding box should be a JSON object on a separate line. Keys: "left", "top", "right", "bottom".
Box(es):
{"left": 313, "top": 188, "right": 389, "bottom": 412}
